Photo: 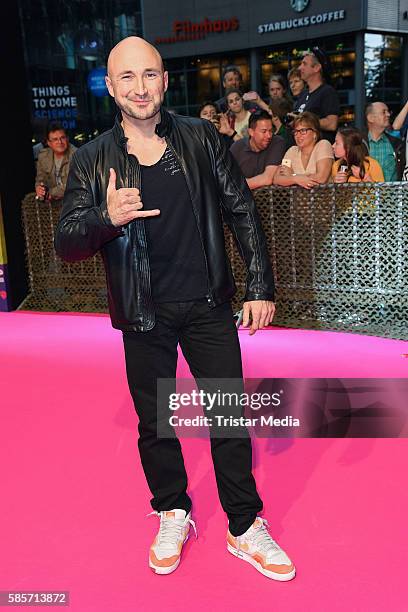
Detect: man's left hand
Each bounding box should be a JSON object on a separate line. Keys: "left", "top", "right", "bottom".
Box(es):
{"left": 242, "top": 300, "right": 275, "bottom": 335}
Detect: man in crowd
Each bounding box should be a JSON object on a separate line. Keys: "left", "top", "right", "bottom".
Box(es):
{"left": 55, "top": 37, "right": 296, "bottom": 581}
{"left": 293, "top": 48, "right": 340, "bottom": 143}
{"left": 230, "top": 110, "right": 287, "bottom": 189}
{"left": 365, "top": 101, "right": 405, "bottom": 181}
{"left": 35, "top": 123, "right": 76, "bottom": 201}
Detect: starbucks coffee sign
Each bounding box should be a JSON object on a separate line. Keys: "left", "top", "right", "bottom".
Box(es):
{"left": 257, "top": 7, "right": 346, "bottom": 33}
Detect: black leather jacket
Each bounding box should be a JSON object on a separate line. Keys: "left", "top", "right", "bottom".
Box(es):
{"left": 55, "top": 109, "right": 275, "bottom": 331}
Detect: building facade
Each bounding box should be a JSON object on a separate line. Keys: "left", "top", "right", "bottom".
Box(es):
{"left": 143, "top": 0, "right": 408, "bottom": 127}
{"left": 17, "top": 0, "right": 408, "bottom": 140}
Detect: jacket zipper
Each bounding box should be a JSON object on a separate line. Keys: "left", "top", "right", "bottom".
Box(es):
{"left": 127, "top": 152, "right": 154, "bottom": 330}
{"left": 165, "top": 138, "right": 214, "bottom": 307}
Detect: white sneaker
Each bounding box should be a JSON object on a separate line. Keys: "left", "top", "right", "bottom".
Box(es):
{"left": 148, "top": 509, "right": 197, "bottom": 575}
{"left": 227, "top": 517, "right": 296, "bottom": 581}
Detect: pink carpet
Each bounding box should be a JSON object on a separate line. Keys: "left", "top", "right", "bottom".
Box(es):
{"left": 0, "top": 312, "right": 407, "bottom": 611}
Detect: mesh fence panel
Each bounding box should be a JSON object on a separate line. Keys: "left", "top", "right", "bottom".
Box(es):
{"left": 21, "top": 194, "right": 107, "bottom": 312}
{"left": 226, "top": 183, "right": 408, "bottom": 340}
{"left": 21, "top": 186, "right": 408, "bottom": 339}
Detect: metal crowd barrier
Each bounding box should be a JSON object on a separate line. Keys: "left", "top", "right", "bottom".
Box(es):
{"left": 20, "top": 183, "right": 408, "bottom": 340}
{"left": 21, "top": 195, "right": 107, "bottom": 313}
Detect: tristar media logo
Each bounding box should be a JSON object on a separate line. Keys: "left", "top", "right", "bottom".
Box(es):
{"left": 291, "top": 0, "right": 310, "bottom": 11}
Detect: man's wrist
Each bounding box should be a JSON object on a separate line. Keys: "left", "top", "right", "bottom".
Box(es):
{"left": 230, "top": 130, "right": 237, "bottom": 138}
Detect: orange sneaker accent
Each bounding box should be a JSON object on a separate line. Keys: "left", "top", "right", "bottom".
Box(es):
{"left": 252, "top": 552, "right": 295, "bottom": 574}
{"left": 149, "top": 549, "right": 181, "bottom": 568}
{"left": 227, "top": 518, "right": 296, "bottom": 581}
{"left": 148, "top": 509, "right": 197, "bottom": 575}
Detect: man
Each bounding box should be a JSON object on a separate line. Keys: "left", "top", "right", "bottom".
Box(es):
{"left": 35, "top": 123, "right": 76, "bottom": 201}
{"left": 55, "top": 37, "right": 295, "bottom": 582}
{"left": 214, "top": 65, "right": 243, "bottom": 113}
{"left": 230, "top": 111, "right": 286, "bottom": 189}
{"left": 366, "top": 101, "right": 405, "bottom": 181}
{"left": 293, "top": 49, "right": 340, "bottom": 143}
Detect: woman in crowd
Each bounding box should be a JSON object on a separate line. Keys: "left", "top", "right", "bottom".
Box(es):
{"left": 242, "top": 74, "right": 293, "bottom": 116}
{"left": 332, "top": 127, "right": 384, "bottom": 182}
{"left": 287, "top": 67, "right": 306, "bottom": 101}
{"left": 269, "top": 99, "right": 294, "bottom": 149}
{"left": 198, "top": 100, "right": 242, "bottom": 144}
{"left": 273, "top": 112, "right": 333, "bottom": 189}
{"left": 199, "top": 101, "right": 218, "bottom": 122}
{"left": 268, "top": 74, "right": 292, "bottom": 106}
{"left": 225, "top": 88, "right": 251, "bottom": 138}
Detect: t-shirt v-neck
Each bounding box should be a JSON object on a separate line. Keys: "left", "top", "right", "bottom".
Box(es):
{"left": 140, "top": 146, "right": 208, "bottom": 303}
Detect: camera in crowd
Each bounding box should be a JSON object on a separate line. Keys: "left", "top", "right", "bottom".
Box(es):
{"left": 282, "top": 111, "right": 300, "bottom": 126}
{"left": 35, "top": 182, "right": 49, "bottom": 202}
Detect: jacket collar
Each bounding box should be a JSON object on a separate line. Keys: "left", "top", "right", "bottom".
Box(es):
{"left": 113, "top": 114, "right": 128, "bottom": 149}
{"left": 112, "top": 107, "right": 172, "bottom": 148}
{"left": 155, "top": 107, "right": 172, "bottom": 137}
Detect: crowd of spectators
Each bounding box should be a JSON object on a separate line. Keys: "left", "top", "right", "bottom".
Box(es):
{"left": 196, "top": 47, "right": 408, "bottom": 191}
{"left": 33, "top": 47, "right": 408, "bottom": 201}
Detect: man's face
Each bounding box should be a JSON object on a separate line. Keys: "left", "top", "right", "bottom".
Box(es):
{"left": 299, "top": 55, "right": 320, "bottom": 83}
{"left": 367, "top": 102, "right": 391, "bottom": 131}
{"left": 106, "top": 43, "right": 168, "bottom": 121}
{"left": 223, "top": 70, "right": 241, "bottom": 91}
{"left": 248, "top": 119, "right": 273, "bottom": 151}
{"left": 47, "top": 130, "right": 69, "bottom": 156}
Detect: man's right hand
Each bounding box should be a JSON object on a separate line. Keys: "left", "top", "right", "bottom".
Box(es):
{"left": 107, "top": 168, "right": 160, "bottom": 227}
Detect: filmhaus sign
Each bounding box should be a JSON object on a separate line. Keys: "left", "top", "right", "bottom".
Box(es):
{"left": 155, "top": 16, "right": 239, "bottom": 44}
{"left": 257, "top": 2, "right": 346, "bottom": 34}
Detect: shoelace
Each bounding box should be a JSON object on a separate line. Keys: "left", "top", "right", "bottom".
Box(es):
{"left": 147, "top": 511, "right": 198, "bottom": 547}
{"left": 237, "top": 518, "right": 280, "bottom": 555}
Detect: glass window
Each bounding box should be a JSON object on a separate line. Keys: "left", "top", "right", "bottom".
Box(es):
{"left": 164, "top": 52, "right": 250, "bottom": 116}
{"left": 166, "top": 71, "right": 188, "bottom": 110}
{"left": 365, "top": 34, "right": 402, "bottom": 114}
{"left": 20, "top": 0, "right": 143, "bottom": 145}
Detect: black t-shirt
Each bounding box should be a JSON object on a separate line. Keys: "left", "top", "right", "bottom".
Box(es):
{"left": 293, "top": 83, "right": 340, "bottom": 142}
{"left": 141, "top": 147, "right": 208, "bottom": 303}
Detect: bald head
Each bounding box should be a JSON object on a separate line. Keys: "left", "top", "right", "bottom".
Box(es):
{"left": 105, "top": 36, "right": 168, "bottom": 123}
{"left": 107, "top": 37, "right": 164, "bottom": 77}
{"left": 366, "top": 101, "right": 391, "bottom": 132}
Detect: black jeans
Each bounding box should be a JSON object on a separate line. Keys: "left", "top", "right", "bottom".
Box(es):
{"left": 122, "top": 299, "right": 263, "bottom": 536}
